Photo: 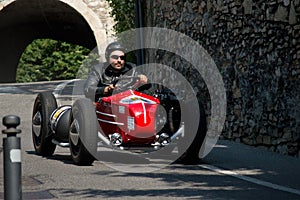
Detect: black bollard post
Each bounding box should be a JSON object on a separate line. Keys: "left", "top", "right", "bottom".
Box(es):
{"left": 2, "top": 115, "right": 22, "bottom": 200}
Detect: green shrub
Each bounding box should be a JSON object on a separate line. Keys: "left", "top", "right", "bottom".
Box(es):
{"left": 16, "top": 39, "right": 90, "bottom": 82}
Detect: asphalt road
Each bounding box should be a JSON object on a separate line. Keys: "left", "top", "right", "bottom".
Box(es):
{"left": 0, "top": 81, "right": 300, "bottom": 200}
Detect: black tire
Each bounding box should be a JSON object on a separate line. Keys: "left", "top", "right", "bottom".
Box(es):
{"left": 32, "top": 92, "right": 57, "bottom": 156}
{"left": 69, "top": 98, "right": 97, "bottom": 165}
{"left": 177, "top": 99, "right": 207, "bottom": 164}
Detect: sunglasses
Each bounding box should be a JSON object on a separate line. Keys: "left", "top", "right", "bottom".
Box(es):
{"left": 110, "top": 55, "right": 125, "bottom": 60}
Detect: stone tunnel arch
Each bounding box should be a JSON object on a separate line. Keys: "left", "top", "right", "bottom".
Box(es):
{"left": 0, "top": 0, "right": 111, "bottom": 83}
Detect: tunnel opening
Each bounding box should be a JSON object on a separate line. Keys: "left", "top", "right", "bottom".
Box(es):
{"left": 0, "top": 0, "right": 99, "bottom": 83}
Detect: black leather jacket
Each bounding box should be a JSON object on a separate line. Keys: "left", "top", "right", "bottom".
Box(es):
{"left": 84, "top": 62, "right": 137, "bottom": 101}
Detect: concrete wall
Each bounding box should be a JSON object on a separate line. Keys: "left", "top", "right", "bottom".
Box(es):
{"left": 145, "top": 0, "right": 300, "bottom": 157}
{"left": 0, "top": 0, "right": 114, "bottom": 83}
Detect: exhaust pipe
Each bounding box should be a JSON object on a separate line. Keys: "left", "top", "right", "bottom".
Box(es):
{"left": 109, "top": 133, "right": 123, "bottom": 146}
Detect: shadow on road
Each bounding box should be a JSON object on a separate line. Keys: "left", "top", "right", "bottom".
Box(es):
{"left": 26, "top": 150, "right": 74, "bottom": 165}
{"left": 44, "top": 163, "right": 300, "bottom": 200}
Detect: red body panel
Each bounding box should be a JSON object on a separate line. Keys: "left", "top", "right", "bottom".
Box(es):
{"left": 95, "top": 90, "right": 160, "bottom": 145}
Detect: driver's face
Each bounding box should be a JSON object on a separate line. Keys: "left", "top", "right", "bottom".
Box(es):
{"left": 109, "top": 50, "right": 125, "bottom": 70}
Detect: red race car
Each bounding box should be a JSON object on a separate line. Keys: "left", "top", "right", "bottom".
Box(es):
{"left": 32, "top": 77, "right": 207, "bottom": 165}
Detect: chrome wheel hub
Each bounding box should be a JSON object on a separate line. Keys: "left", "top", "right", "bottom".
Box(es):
{"left": 69, "top": 119, "right": 80, "bottom": 146}
{"left": 32, "top": 111, "right": 42, "bottom": 137}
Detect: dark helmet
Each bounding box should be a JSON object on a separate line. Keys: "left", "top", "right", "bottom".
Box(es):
{"left": 105, "top": 41, "right": 126, "bottom": 61}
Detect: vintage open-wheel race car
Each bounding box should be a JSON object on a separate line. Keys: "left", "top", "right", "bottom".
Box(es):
{"left": 32, "top": 76, "right": 207, "bottom": 166}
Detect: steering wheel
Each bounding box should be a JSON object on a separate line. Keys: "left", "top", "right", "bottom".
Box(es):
{"left": 113, "top": 75, "right": 141, "bottom": 92}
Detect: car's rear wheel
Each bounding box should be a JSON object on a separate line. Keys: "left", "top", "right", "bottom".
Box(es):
{"left": 32, "top": 92, "right": 57, "bottom": 156}
{"left": 69, "top": 98, "right": 97, "bottom": 165}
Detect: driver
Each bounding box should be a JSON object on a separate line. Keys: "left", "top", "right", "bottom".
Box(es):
{"left": 84, "top": 41, "right": 148, "bottom": 101}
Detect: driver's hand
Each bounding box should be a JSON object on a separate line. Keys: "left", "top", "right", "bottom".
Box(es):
{"left": 138, "top": 74, "right": 148, "bottom": 84}
{"left": 104, "top": 84, "right": 115, "bottom": 94}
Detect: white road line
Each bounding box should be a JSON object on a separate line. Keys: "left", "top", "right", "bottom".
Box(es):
{"left": 200, "top": 164, "right": 300, "bottom": 196}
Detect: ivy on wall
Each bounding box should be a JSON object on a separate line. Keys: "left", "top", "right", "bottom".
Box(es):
{"left": 107, "top": 0, "right": 135, "bottom": 33}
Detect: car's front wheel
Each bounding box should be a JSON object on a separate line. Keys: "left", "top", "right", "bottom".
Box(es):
{"left": 177, "top": 99, "right": 207, "bottom": 164}
{"left": 69, "top": 98, "right": 98, "bottom": 165}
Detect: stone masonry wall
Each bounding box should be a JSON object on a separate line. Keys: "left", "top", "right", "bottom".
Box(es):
{"left": 145, "top": 0, "right": 300, "bottom": 157}
{"left": 83, "top": 0, "right": 115, "bottom": 39}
